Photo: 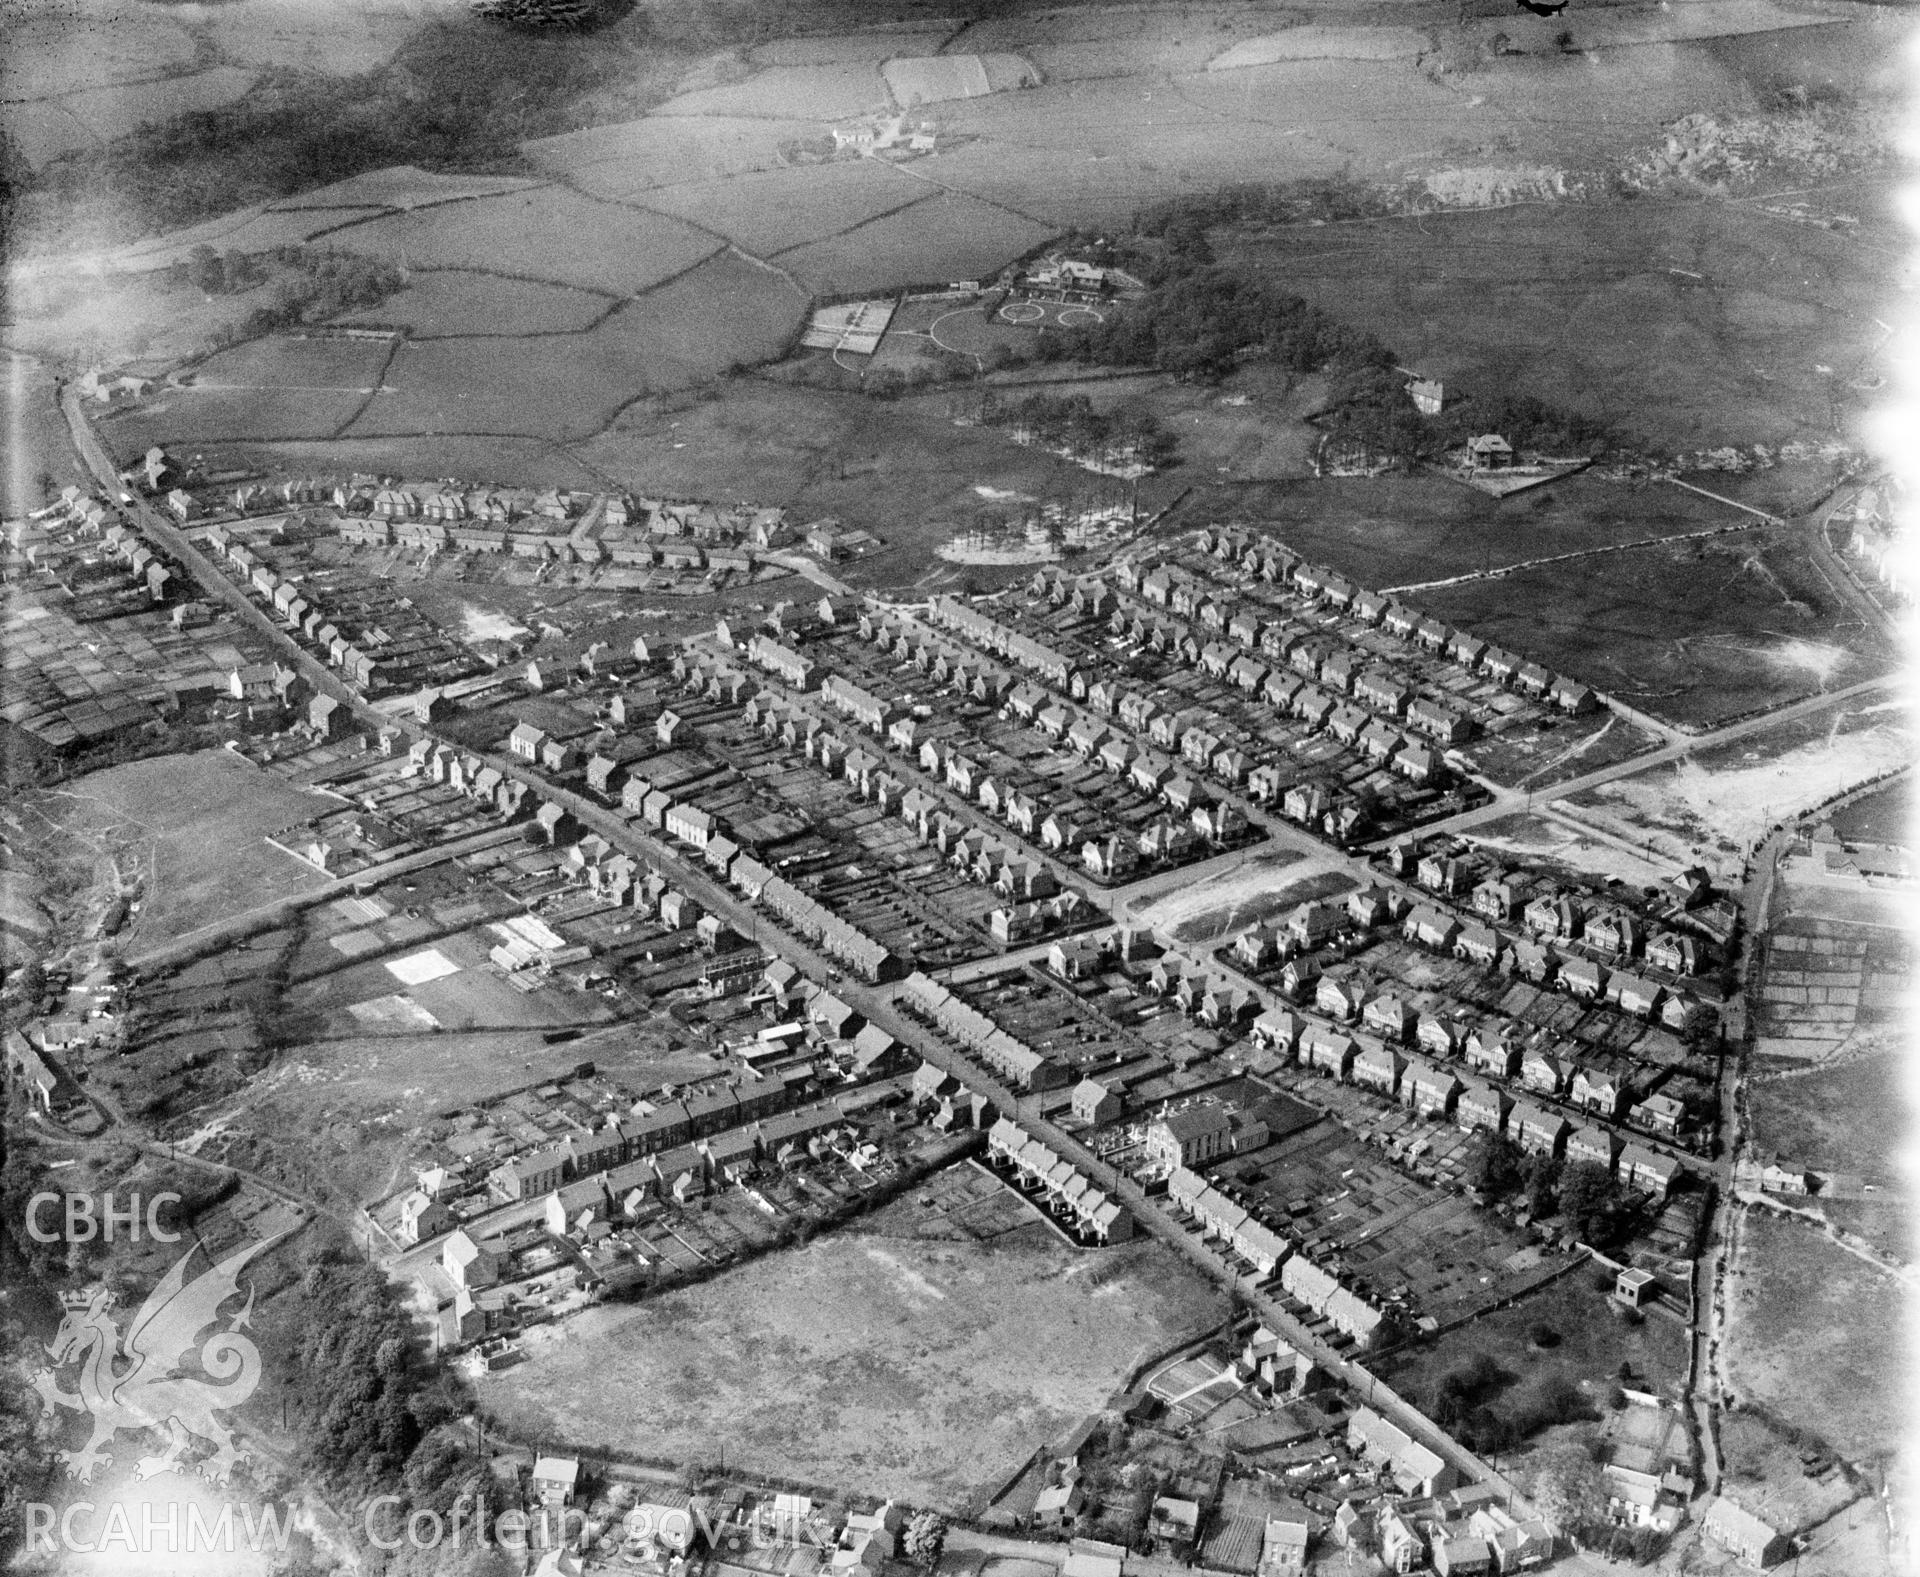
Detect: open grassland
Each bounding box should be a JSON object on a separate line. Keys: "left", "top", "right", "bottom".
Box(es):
{"left": 525, "top": 114, "right": 824, "bottom": 200}
{"left": 1723, "top": 1209, "right": 1906, "bottom": 1464}
{"left": 1748, "top": 1052, "right": 1908, "bottom": 1183}
{"left": 105, "top": 387, "right": 371, "bottom": 447}
{"left": 41, "top": 752, "right": 337, "bottom": 948}
{"left": 1175, "top": 474, "right": 1743, "bottom": 592}
{"left": 629, "top": 159, "right": 931, "bottom": 253}
{"left": 652, "top": 60, "right": 892, "bottom": 123}
{"left": 338, "top": 271, "right": 615, "bottom": 337}
{"left": 775, "top": 191, "right": 1058, "bottom": 295}
{"left": 339, "top": 254, "right": 806, "bottom": 440}
{"left": 185, "top": 334, "right": 393, "bottom": 390}
{"left": 1223, "top": 192, "right": 1894, "bottom": 452}
{"left": 477, "top": 1229, "right": 1226, "bottom": 1508}
{"left": 570, "top": 376, "right": 1114, "bottom": 558}
{"left": 329, "top": 186, "right": 723, "bottom": 297}
{"left": 1417, "top": 532, "right": 1896, "bottom": 727}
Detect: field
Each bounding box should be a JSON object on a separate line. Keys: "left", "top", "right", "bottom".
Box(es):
{"left": 632, "top": 160, "right": 931, "bottom": 253}
{"left": 775, "top": 192, "right": 1057, "bottom": 297}
{"left": 1825, "top": 774, "right": 1915, "bottom": 844}
{"left": 1748, "top": 1052, "right": 1910, "bottom": 1184}
{"left": 333, "top": 254, "right": 807, "bottom": 440}
{"left": 569, "top": 378, "right": 1115, "bottom": 568}
{"left": 337, "top": 271, "right": 614, "bottom": 338}
{"left": 34, "top": 751, "right": 338, "bottom": 949}
{"left": 524, "top": 115, "right": 824, "bottom": 201}
{"left": 1225, "top": 190, "right": 1896, "bottom": 451}
{"left": 1174, "top": 474, "right": 1744, "bottom": 594}
{"left": 1723, "top": 1209, "right": 1906, "bottom": 1464}
{"left": 653, "top": 60, "right": 893, "bottom": 123}
{"left": 476, "top": 1226, "right": 1226, "bottom": 1508}
{"left": 1417, "top": 532, "right": 1899, "bottom": 728}
{"left": 329, "top": 186, "right": 723, "bottom": 297}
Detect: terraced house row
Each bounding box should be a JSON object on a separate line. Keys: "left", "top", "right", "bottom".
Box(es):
{"left": 986, "top": 1118, "right": 1135, "bottom": 1243}
{"left": 1164, "top": 1167, "right": 1387, "bottom": 1348}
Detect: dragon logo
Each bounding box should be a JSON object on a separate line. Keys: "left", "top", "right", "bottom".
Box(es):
{"left": 32, "top": 1236, "right": 277, "bottom": 1485}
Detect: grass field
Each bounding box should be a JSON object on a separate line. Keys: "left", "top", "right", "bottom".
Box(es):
{"left": 1748, "top": 1053, "right": 1908, "bottom": 1183}
{"left": 106, "top": 386, "right": 373, "bottom": 447}
{"left": 45, "top": 752, "right": 337, "bottom": 949}
{"left": 776, "top": 191, "right": 1057, "bottom": 296}
{"left": 1417, "top": 532, "right": 1896, "bottom": 727}
{"left": 1225, "top": 192, "right": 1893, "bottom": 451}
{"left": 1174, "top": 474, "right": 1742, "bottom": 593}
{"left": 1825, "top": 775, "right": 1915, "bottom": 844}
{"left": 477, "top": 1228, "right": 1226, "bottom": 1508}
{"left": 633, "top": 160, "right": 931, "bottom": 253}
{"left": 338, "top": 270, "right": 614, "bottom": 337}
{"left": 1723, "top": 1209, "right": 1906, "bottom": 1463}
{"left": 652, "top": 60, "right": 891, "bottom": 123}
{"left": 340, "top": 255, "right": 804, "bottom": 439}
{"left": 332, "top": 186, "right": 722, "bottom": 297}
{"left": 524, "top": 114, "right": 823, "bottom": 200}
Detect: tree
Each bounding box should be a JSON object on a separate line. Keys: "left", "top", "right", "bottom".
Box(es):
{"left": 186, "top": 244, "right": 227, "bottom": 296}
{"left": 1558, "top": 1160, "right": 1620, "bottom": 1244}
{"left": 1529, "top": 1441, "right": 1606, "bottom": 1535}
{"left": 1468, "top": 1134, "right": 1525, "bottom": 1196}
{"left": 904, "top": 1511, "right": 948, "bottom": 1565}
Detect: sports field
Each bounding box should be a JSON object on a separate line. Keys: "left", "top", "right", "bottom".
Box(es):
{"left": 477, "top": 1228, "right": 1226, "bottom": 1507}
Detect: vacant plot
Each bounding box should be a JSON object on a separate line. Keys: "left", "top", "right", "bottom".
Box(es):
{"left": 631, "top": 159, "right": 930, "bottom": 253}
{"left": 775, "top": 191, "right": 1057, "bottom": 296}
{"left": 1418, "top": 533, "right": 1897, "bottom": 727}
{"left": 478, "top": 1231, "right": 1225, "bottom": 1507}
{"left": 331, "top": 187, "right": 721, "bottom": 297}
{"left": 46, "top": 752, "right": 337, "bottom": 948}
{"left": 336, "top": 270, "right": 613, "bottom": 337}
{"left": 1226, "top": 194, "right": 1891, "bottom": 451}
{"left": 1723, "top": 1208, "right": 1905, "bottom": 1463}
{"left": 1566, "top": 707, "right": 1910, "bottom": 869}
